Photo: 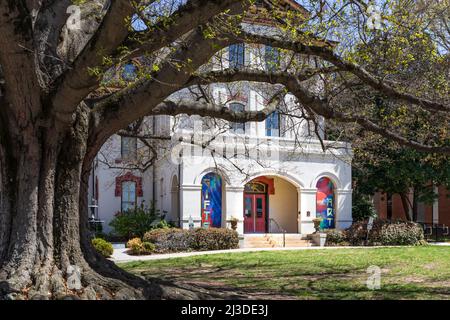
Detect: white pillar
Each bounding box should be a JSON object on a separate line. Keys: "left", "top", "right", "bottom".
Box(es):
{"left": 225, "top": 186, "right": 245, "bottom": 235}
{"left": 300, "top": 188, "right": 317, "bottom": 234}
{"left": 180, "top": 184, "right": 202, "bottom": 229}
{"left": 433, "top": 185, "right": 439, "bottom": 224}
{"left": 336, "top": 189, "right": 353, "bottom": 230}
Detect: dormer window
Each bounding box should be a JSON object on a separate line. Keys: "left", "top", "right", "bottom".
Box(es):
{"left": 229, "top": 44, "right": 245, "bottom": 69}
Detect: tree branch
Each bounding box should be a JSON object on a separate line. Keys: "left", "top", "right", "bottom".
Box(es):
{"left": 239, "top": 31, "right": 450, "bottom": 113}
{"left": 51, "top": 0, "right": 134, "bottom": 119}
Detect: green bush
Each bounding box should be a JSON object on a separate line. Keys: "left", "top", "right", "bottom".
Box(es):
{"left": 126, "top": 237, "right": 156, "bottom": 255}
{"left": 143, "top": 228, "right": 239, "bottom": 253}
{"left": 109, "top": 202, "right": 165, "bottom": 239}
{"left": 190, "top": 228, "right": 239, "bottom": 251}
{"left": 324, "top": 229, "right": 349, "bottom": 246}
{"left": 346, "top": 219, "right": 425, "bottom": 246}
{"left": 91, "top": 238, "right": 114, "bottom": 258}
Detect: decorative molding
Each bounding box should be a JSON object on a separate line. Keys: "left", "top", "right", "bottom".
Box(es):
{"left": 336, "top": 189, "right": 353, "bottom": 195}
{"left": 181, "top": 184, "right": 202, "bottom": 191}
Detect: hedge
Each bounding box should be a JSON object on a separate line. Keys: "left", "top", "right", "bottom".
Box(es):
{"left": 143, "top": 228, "right": 239, "bottom": 253}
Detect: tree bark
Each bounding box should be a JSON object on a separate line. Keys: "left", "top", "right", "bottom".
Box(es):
{"left": 399, "top": 193, "right": 413, "bottom": 221}
{"left": 0, "top": 103, "right": 208, "bottom": 300}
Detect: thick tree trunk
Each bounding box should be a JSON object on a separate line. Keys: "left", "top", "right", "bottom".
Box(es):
{"left": 0, "top": 106, "right": 205, "bottom": 300}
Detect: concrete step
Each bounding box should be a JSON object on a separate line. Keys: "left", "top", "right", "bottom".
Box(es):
{"left": 242, "top": 234, "right": 313, "bottom": 248}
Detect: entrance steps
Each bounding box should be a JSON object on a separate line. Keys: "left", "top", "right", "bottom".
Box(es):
{"left": 242, "top": 233, "right": 313, "bottom": 248}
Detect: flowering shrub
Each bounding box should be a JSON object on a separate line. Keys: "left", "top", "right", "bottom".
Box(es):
{"left": 126, "top": 237, "right": 155, "bottom": 255}
{"left": 91, "top": 238, "right": 114, "bottom": 258}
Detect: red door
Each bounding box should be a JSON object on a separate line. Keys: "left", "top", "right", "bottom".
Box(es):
{"left": 244, "top": 194, "right": 266, "bottom": 233}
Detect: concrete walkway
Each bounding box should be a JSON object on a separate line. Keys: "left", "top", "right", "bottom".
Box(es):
{"left": 111, "top": 245, "right": 409, "bottom": 263}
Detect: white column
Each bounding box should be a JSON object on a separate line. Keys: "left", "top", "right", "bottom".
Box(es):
{"left": 300, "top": 188, "right": 317, "bottom": 234}
{"left": 433, "top": 185, "right": 439, "bottom": 224}
{"left": 180, "top": 184, "right": 202, "bottom": 229}
{"left": 225, "top": 186, "right": 245, "bottom": 235}
{"left": 336, "top": 189, "right": 353, "bottom": 229}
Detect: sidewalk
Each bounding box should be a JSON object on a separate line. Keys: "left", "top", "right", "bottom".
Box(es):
{"left": 111, "top": 245, "right": 403, "bottom": 263}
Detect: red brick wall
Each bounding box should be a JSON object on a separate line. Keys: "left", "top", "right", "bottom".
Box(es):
{"left": 373, "top": 187, "right": 449, "bottom": 226}
{"left": 439, "top": 186, "right": 450, "bottom": 226}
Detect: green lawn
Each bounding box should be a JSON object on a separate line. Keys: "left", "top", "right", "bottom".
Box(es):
{"left": 119, "top": 247, "right": 450, "bottom": 300}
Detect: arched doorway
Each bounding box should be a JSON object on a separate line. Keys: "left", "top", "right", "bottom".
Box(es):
{"left": 243, "top": 176, "right": 298, "bottom": 234}
{"left": 316, "top": 177, "right": 336, "bottom": 229}
{"left": 201, "top": 173, "right": 223, "bottom": 228}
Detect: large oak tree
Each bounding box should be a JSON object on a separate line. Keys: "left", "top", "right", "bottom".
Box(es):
{"left": 0, "top": 0, "right": 448, "bottom": 299}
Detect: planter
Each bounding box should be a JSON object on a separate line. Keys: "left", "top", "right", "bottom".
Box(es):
{"left": 229, "top": 218, "right": 239, "bottom": 231}
{"left": 311, "top": 233, "right": 327, "bottom": 247}
{"left": 312, "top": 218, "right": 322, "bottom": 233}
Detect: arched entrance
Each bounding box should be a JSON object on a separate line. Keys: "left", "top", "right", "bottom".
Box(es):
{"left": 244, "top": 176, "right": 298, "bottom": 234}
{"left": 201, "top": 172, "right": 223, "bottom": 228}
{"left": 316, "top": 177, "right": 336, "bottom": 229}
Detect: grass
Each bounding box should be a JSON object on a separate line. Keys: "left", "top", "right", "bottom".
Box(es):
{"left": 119, "top": 246, "right": 450, "bottom": 300}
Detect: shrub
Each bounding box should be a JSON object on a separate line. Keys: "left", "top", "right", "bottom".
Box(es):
{"left": 346, "top": 219, "right": 424, "bottom": 246}
{"left": 143, "top": 228, "right": 192, "bottom": 253}
{"left": 143, "top": 228, "right": 239, "bottom": 253}
{"left": 109, "top": 202, "right": 164, "bottom": 239}
{"left": 92, "top": 238, "right": 114, "bottom": 258}
{"left": 190, "top": 228, "right": 239, "bottom": 251}
{"left": 376, "top": 221, "right": 424, "bottom": 245}
{"left": 324, "top": 229, "right": 349, "bottom": 246}
{"left": 126, "top": 237, "right": 155, "bottom": 255}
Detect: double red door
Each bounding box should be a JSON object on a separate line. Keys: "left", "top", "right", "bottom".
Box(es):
{"left": 244, "top": 194, "right": 266, "bottom": 233}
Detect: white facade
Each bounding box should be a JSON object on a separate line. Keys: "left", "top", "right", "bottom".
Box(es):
{"left": 88, "top": 20, "right": 354, "bottom": 236}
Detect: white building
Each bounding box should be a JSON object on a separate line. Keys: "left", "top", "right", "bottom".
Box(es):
{"left": 88, "top": 1, "right": 353, "bottom": 237}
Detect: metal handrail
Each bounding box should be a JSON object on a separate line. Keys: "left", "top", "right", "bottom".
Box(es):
{"left": 269, "top": 218, "right": 286, "bottom": 247}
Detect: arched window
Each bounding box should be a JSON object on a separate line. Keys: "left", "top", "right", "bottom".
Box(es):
{"left": 201, "top": 173, "right": 222, "bottom": 228}
{"left": 316, "top": 177, "right": 335, "bottom": 229}
{"left": 229, "top": 103, "right": 246, "bottom": 134}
